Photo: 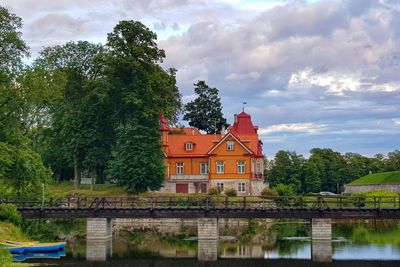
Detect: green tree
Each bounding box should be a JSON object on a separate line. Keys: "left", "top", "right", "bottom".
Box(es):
{"left": 105, "top": 21, "right": 181, "bottom": 193}
{"left": 183, "top": 81, "right": 227, "bottom": 134}
{"left": 33, "top": 41, "right": 109, "bottom": 188}
{"left": 265, "top": 150, "right": 305, "bottom": 192}
{"left": 307, "top": 148, "right": 347, "bottom": 193}
{"left": 0, "top": 7, "right": 51, "bottom": 196}
{"left": 0, "top": 6, "right": 29, "bottom": 75}
{"left": 386, "top": 150, "right": 400, "bottom": 171}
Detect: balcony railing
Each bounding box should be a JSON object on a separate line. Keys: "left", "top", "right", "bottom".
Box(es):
{"left": 252, "top": 173, "right": 263, "bottom": 179}
{"left": 170, "top": 174, "right": 209, "bottom": 182}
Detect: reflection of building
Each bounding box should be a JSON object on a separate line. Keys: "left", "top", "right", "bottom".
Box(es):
{"left": 160, "top": 112, "right": 267, "bottom": 195}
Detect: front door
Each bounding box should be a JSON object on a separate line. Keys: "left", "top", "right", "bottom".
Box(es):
{"left": 176, "top": 183, "right": 188, "bottom": 193}
{"left": 200, "top": 183, "right": 207, "bottom": 193}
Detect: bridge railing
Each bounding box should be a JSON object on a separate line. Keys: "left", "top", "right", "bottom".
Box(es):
{"left": 2, "top": 195, "right": 400, "bottom": 210}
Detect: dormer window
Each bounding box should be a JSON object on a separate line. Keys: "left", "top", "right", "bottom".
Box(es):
{"left": 185, "top": 142, "right": 193, "bottom": 151}
{"left": 227, "top": 141, "right": 234, "bottom": 151}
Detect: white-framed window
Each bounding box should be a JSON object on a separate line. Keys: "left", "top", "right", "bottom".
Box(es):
{"left": 185, "top": 142, "right": 193, "bottom": 151}
{"left": 216, "top": 161, "right": 225, "bottom": 174}
{"left": 200, "top": 162, "right": 209, "bottom": 174}
{"left": 237, "top": 161, "right": 246, "bottom": 174}
{"left": 256, "top": 160, "right": 261, "bottom": 173}
{"left": 238, "top": 182, "right": 246, "bottom": 192}
{"left": 176, "top": 162, "right": 184, "bottom": 175}
{"left": 227, "top": 141, "right": 234, "bottom": 151}
{"left": 216, "top": 182, "right": 224, "bottom": 191}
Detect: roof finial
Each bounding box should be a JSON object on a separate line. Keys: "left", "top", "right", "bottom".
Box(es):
{"left": 242, "top": 102, "right": 247, "bottom": 112}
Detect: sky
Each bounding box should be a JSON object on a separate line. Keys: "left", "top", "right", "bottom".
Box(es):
{"left": 3, "top": 0, "right": 400, "bottom": 158}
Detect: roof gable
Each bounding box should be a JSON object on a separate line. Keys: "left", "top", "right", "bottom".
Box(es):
{"left": 207, "top": 132, "right": 254, "bottom": 155}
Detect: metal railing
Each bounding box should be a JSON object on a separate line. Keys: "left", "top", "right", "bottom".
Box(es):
{"left": 2, "top": 195, "right": 400, "bottom": 210}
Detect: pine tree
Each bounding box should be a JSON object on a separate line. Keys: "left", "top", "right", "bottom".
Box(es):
{"left": 183, "top": 81, "right": 227, "bottom": 134}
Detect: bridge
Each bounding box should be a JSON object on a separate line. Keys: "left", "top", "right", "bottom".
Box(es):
{"left": 2, "top": 195, "right": 400, "bottom": 262}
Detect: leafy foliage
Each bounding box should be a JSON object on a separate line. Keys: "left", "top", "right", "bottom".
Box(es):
{"left": 224, "top": 188, "right": 237, "bottom": 197}
{"left": 0, "top": 6, "right": 29, "bottom": 75}
{"left": 208, "top": 187, "right": 221, "bottom": 195}
{"left": 0, "top": 204, "right": 22, "bottom": 226}
{"left": 183, "top": 81, "right": 227, "bottom": 134}
{"left": 265, "top": 149, "right": 400, "bottom": 194}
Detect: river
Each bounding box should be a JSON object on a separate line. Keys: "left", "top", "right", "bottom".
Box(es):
{"left": 19, "top": 219, "right": 400, "bottom": 266}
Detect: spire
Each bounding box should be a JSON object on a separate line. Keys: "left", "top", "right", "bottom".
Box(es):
{"left": 159, "top": 114, "right": 169, "bottom": 131}
{"left": 230, "top": 111, "right": 258, "bottom": 135}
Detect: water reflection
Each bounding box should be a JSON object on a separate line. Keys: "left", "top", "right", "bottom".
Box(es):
{"left": 24, "top": 220, "right": 400, "bottom": 266}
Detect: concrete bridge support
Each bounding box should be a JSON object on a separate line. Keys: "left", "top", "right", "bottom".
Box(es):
{"left": 86, "top": 218, "right": 112, "bottom": 261}
{"left": 198, "top": 240, "right": 218, "bottom": 261}
{"left": 198, "top": 218, "right": 219, "bottom": 240}
{"left": 86, "top": 239, "right": 112, "bottom": 261}
{"left": 311, "top": 218, "right": 332, "bottom": 262}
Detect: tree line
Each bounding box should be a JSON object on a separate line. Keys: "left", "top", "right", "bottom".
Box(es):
{"left": 0, "top": 6, "right": 181, "bottom": 195}
{"left": 265, "top": 148, "right": 400, "bottom": 194}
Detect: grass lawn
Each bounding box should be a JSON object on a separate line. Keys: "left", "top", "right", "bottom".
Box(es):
{"left": 46, "top": 181, "right": 129, "bottom": 198}
{"left": 0, "top": 222, "right": 28, "bottom": 241}
{"left": 46, "top": 181, "right": 212, "bottom": 198}
{"left": 348, "top": 171, "right": 400, "bottom": 185}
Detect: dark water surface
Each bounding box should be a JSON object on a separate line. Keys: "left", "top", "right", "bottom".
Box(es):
{"left": 22, "top": 220, "right": 400, "bottom": 266}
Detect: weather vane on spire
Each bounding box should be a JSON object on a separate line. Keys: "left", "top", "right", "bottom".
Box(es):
{"left": 242, "top": 102, "right": 247, "bottom": 112}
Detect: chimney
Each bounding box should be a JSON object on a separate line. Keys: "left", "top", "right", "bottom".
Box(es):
{"left": 234, "top": 114, "right": 237, "bottom": 123}
{"left": 221, "top": 125, "right": 226, "bottom": 137}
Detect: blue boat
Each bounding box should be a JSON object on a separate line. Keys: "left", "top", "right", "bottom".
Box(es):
{"left": 13, "top": 250, "right": 66, "bottom": 261}
{"left": 1, "top": 241, "right": 66, "bottom": 254}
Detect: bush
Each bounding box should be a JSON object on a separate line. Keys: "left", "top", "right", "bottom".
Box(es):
{"left": 208, "top": 187, "right": 221, "bottom": 195}
{"left": 224, "top": 188, "right": 237, "bottom": 197}
{"left": 0, "top": 204, "right": 22, "bottom": 226}
{"left": 274, "top": 183, "right": 296, "bottom": 196}
{"left": 260, "top": 187, "right": 278, "bottom": 198}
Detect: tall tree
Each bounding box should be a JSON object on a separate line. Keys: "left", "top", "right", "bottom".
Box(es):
{"left": 0, "top": 6, "right": 29, "bottom": 75}
{"left": 33, "top": 41, "right": 108, "bottom": 188}
{"left": 183, "top": 81, "right": 227, "bottom": 134}
{"left": 105, "top": 21, "right": 181, "bottom": 193}
{"left": 0, "top": 7, "right": 51, "bottom": 196}
{"left": 265, "top": 150, "right": 305, "bottom": 192}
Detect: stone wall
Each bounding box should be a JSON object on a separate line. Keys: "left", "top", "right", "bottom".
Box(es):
{"left": 251, "top": 180, "right": 268, "bottom": 196}
{"left": 113, "top": 218, "right": 249, "bottom": 235}
{"left": 344, "top": 184, "right": 400, "bottom": 194}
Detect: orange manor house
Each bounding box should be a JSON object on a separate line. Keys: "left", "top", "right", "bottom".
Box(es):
{"left": 159, "top": 112, "right": 267, "bottom": 196}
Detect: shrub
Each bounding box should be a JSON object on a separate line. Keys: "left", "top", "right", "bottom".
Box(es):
{"left": 260, "top": 188, "right": 278, "bottom": 198}
{"left": 208, "top": 187, "right": 221, "bottom": 195}
{"left": 224, "top": 188, "right": 237, "bottom": 197}
{"left": 274, "top": 183, "right": 296, "bottom": 196}
{"left": 0, "top": 204, "right": 22, "bottom": 226}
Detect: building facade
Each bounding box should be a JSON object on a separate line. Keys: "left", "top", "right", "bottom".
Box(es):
{"left": 159, "top": 112, "right": 266, "bottom": 196}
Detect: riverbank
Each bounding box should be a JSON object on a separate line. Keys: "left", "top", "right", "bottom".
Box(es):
{"left": 0, "top": 222, "right": 30, "bottom": 267}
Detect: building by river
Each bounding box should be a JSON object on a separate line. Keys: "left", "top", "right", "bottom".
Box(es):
{"left": 159, "top": 112, "right": 267, "bottom": 195}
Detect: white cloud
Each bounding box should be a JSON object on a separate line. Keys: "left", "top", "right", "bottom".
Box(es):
{"left": 288, "top": 68, "right": 361, "bottom": 95}
{"left": 288, "top": 68, "right": 400, "bottom": 95}
{"left": 393, "top": 119, "right": 400, "bottom": 125}
{"left": 259, "top": 122, "right": 326, "bottom": 134}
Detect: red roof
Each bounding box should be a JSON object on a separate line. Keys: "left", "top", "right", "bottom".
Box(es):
{"left": 166, "top": 133, "right": 221, "bottom": 157}
{"left": 230, "top": 112, "right": 259, "bottom": 135}
{"left": 161, "top": 112, "right": 263, "bottom": 158}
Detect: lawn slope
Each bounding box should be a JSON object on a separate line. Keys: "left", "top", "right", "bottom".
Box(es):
{"left": 349, "top": 171, "right": 400, "bottom": 185}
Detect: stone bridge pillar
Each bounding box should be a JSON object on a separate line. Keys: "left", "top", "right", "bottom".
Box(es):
{"left": 198, "top": 218, "right": 219, "bottom": 240}
{"left": 86, "top": 218, "right": 112, "bottom": 261}
{"left": 311, "top": 218, "right": 332, "bottom": 262}
{"left": 198, "top": 240, "right": 218, "bottom": 261}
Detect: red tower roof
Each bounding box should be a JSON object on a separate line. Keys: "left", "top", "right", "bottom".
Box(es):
{"left": 230, "top": 112, "right": 258, "bottom": 135}
{"left": 159, "top": 114, "right": 169, "bottom": 131}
